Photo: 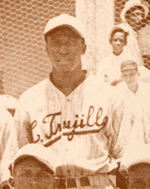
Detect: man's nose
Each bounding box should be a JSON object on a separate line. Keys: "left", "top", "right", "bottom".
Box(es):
{"left": 59, "top": 45, "right": 68, "bottom": 54}
{"left": 116, "top": 40, "right": 121, "bottom": 45}
{"left": 136, "top": 14, "right": 142, "bottom": 21}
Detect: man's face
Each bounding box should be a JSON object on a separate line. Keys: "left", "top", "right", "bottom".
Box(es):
{"left": 128, "top": 164, "right": 150, "bottom": 189}
{"left": 122, "top": 69, "right": 138, "bottom": 85}
{"left": 111, "top": 32, "right": 126, "bottom": 55}
{"left": 13, "top": 157, "right": 54, "bottom": 189}
{"left": 126, "top": 7, "right": 145, "bottom": 29}
{"left": 46, "top": 26, "right": 85, "bottom": 74}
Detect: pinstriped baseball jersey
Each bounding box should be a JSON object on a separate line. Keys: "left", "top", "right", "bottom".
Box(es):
{"left": 14, "top": 74, "right": 118, "bottom": 178}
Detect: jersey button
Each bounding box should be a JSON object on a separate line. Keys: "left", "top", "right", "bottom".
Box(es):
{"left": 66, "top": 98, "right": 71, "bottom": 102}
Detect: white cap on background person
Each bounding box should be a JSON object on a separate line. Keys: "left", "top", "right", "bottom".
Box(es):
{"left": 43, "top": 14, "right": 86, "bottom": 44}
{"left": 120, "top": 59, "right": 138, "bottom": 72}
{"left": 121, "top": 0, "right": 149, "bottom": 23}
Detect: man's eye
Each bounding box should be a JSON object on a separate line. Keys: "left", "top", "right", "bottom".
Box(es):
{"left": 20, "top": 170, "right": 32, "bottom": 177}
{"left": 36, "top": 171, "right": 50, "bottom": 179}
{"left": 132, "top": 180, "right": 145, "bottom": 188}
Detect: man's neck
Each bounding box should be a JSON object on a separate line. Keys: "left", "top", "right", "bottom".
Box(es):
{"left": 113, "top": 50, "right": 122, "bottom": 56}
{"left": 127, "top": 82, "right": 139, "bottom": 94}
{"left": 50, "top": 68, "right": 86, "bottom": 96}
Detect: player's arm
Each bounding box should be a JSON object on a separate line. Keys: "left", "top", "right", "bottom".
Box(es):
{"left": 14, "top": 97, "right": 33, "bottom": 148}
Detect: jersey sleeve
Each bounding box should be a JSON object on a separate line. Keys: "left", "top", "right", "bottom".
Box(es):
{"left": 107, "top": 89, "right": 125, "bottom": 159}
{"left": 14, "top": 97, "right": 33, "bottom": 148}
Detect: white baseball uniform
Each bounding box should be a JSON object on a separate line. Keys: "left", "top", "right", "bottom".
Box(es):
{"left": 112, "top": 81, "right": 150, "bottom": 160}
{"left": 96, "top": 50, "right": 131, "bottom": 84}
{"left": 3, "top": 74, "right": 122, "bottom": 189}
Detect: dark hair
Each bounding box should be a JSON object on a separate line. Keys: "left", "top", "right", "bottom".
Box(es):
{"left": 109, "top": 27, "right": 129, "bottom": 45}
{"left": 128, "top": 162, "right": 150, "bottom": 173}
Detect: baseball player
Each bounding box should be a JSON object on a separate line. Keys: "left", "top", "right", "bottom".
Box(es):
{"left": 120, "top": 143, "right": 150, "bottom": 189}
{"left": 96, "top": 26, "right": 150, "bottom": 86}
{"left": 1, "top": 14, "right": 124, "bottom": 189}
{"left": 119, "top": 0, "right": 149, "bottom": 65}
{"left": 7, "top": 144, "right": 55, "bottom": 189}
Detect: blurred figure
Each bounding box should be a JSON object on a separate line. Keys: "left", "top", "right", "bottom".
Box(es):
{"left": 113, "top": 60, "right": 150, "bottom": 158}
{"left": 0, "top": 108, "right": 15, "bottom": 183}
{"left": 120, "top": 0, "right": 149, "bottom": 65}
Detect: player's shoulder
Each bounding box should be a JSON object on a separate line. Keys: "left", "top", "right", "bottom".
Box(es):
{"left": 18, "top": 78, "right": 48, "bottom": 103}
{"left": 97, "top": 54, "right": 113, "bottom": 70}
{"left": 0, "top": 108, "right": 13, "bottom": 127}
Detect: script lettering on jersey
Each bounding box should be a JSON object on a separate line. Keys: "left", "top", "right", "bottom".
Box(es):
{"left": 31, "top": 105, "right": 108, "bottom": 146}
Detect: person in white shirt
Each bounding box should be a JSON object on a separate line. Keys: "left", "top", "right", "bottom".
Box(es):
{"left": 1, "top": 14, "right": 124, "bottom": 189}
{"left": 96, "top": 26, "right": 129, "bottom": 86}
{"left": 113, "top": 59, "right": 150, "bottom": 158}
{"left": 112, "top": 60, "right": 150, "bottom": 189}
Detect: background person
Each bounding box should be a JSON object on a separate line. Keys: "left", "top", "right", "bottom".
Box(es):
{"left": 119, "top": 0, "right": 149, "bottom": 65}
{"left": 96, "top": 26, "right": 129, "bottom": 86}
{"left": 96, "top": 26, "right": 150, "bottom": 86}
{"left": 0, "top": 108, "right": 16, "bottom": 184}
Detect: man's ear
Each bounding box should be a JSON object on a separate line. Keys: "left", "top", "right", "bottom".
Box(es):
{"left": 46, "top": 45, "right": 49, "bottom": 56}
{"left": 9, "top": 177, "right": 14, "bottom": 187}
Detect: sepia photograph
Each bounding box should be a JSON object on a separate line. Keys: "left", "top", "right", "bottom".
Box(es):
{"left": 0, "top": 0, "right": 150, "bottom": 188}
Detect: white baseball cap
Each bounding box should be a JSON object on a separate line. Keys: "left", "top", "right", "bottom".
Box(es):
{"left": 120, "top": 143, "right": 150, "bottom": 174}
{"left": 121, "top": 0, "right": 149, "bottom": 23}
{"left": 11, "top": 144, "right": 54, "bottom": 175}
{"left": 43, "top": 14, "right": 86, "bottom": 43}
